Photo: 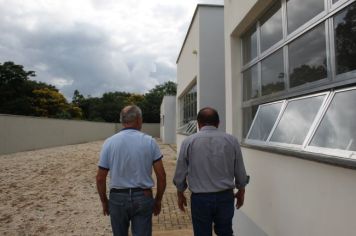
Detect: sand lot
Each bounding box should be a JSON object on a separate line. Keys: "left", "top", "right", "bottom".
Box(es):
{"left": 0, "top": 141, "right": 193, "bottom": 236}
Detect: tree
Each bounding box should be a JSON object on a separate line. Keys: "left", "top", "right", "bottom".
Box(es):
{"left": 141, "top": 81, "right": 177, "bottom": 123}
{"left": 0, "top": 61, "right": 37, "bottom": 115}
{"left": 0, "top": 61, "right": 82, "bottom": 119}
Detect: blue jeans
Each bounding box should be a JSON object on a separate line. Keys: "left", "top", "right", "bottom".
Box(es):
{"left": 191, "top": 190, "right": 235, "bottom": 236}
{"left": 109, "top": 191, "right": 154, "bottom": 236}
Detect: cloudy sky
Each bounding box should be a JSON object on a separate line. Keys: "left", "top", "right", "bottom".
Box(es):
{"left": 0, "top": 0, "right": 223, "bottom": 99}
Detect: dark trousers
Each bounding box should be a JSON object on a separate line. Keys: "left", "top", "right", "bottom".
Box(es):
{"left": 191, "top": 190, "right": 235, "bottom": 236}
{"left": 109, "top": 191, "right": 154, "bottom": 236}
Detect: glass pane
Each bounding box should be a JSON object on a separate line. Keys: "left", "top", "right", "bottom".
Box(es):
{"left": 243, "top": 65, "right": 259, "bottom": 101}
{"left": 334, "top": 2, "right": 356, "bottom": 75}
{"left": 286, "top": 0, "right": 324, "bottom": 34}
{"left": 243, "top": 105, "right": 258, "bottom": 138}
{"left": 270, "top": 95, "right": 325, "bottom": 145}
{"left": 247, "top": 102, "right": 283, "bottom": 141}
{"left": 310, "top": 89, "right": 356, "bottom": 151}
{"left": 242, "top": 26, "right": 258, "bottom": 64}
{"left": 289, "top": 23, "right": 327, "bottom": 88}
{"left": 261, "top": 49, "right": 285, "bottom": 96}
{"left": 333, "top": 0, "right": 339, "bottom": 3}
{"left": 260, "top": 1, "right": 283, "bottom": 52}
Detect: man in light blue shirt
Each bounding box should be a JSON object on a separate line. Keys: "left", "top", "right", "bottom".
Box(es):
{"left": 174, "top": 107, "right": 249, "bottom": 236}
{"left": 96, "top": 105, "right": 166, "bottom": 236}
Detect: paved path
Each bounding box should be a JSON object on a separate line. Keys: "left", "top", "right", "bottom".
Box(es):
{"left": 152, "top": 142, "right": 193, "bottom": 235}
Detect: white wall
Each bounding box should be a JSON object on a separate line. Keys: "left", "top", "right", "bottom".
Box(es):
{"left": 176, "top": 5, "right": 225, "bottom": 153}
{"left": 177, "top": 10, "right": 199, "bottom": 97}
{"left": 236, "top": 148, "right": 356, "bottom": 236}
{"left": 160, "top": 96, "right": 176, "bottom": 144}
{"left": 224, "top": 0, "right": 356, "bottom": 235}
{"left": 0, "top": 114, "right": 160, "bottom": 155}
{"left": 199, "top": 7, "right": 226, "bottom": 132}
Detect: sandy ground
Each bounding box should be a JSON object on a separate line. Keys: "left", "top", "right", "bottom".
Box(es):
{"left": 0, "top": 140, "right": 193, "bottom": 236}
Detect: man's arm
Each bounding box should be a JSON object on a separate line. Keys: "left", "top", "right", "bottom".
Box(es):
{"left": 173, "top": 142, "right": 189, "bottom": 212}
{"left": 153, "top": 159, "right": 166, "bottom": 216}
{"left": 96, "top": 167, "right": 109, "bottom": 215}
{"left": 234, "top": 139, "right": 249, "bottom": 209}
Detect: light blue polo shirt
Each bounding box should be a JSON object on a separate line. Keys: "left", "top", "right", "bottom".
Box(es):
{"left": 98, "top": 128, "right": 162, "bottom": 190}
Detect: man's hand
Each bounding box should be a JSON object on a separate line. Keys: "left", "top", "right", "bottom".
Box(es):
{"left": 101, "top": 199, "right": 109, "bottom": 216}
{"left": 177, "top": 191, "right": 187, "bottom": 212}
{"left": 153, "top": 199, "right": 162, "bottom": 216}
{"left": 235, "top": 188, "right": 245, "bottom": 209}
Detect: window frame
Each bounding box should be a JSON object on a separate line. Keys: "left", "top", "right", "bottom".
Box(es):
{"left": 245, "top": 100, "right": 286, "bottom": 145}
{"left": 303, "top": 86, "right": 356, "bottom": 159}
{"left": 178, "top": 83, "right": 197, "bottom": 135}
{"left": 241, "top": 0, "right": 356, "bottom": 129}
{"left": 244, "top": 86, "right": 356, "bottom": 160}
{"left": 267, "top": 91, "right": 331, "bottom": 149}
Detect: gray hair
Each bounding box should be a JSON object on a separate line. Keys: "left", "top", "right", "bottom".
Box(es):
{"left": 120, "top": 105, "right": 142, "bottom": 123}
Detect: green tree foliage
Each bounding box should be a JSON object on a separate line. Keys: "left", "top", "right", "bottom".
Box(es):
{"left": 0, "top": 61, "right": 82, "bottom": 119}
{"left": 1, "top": 61, "right": 176, "bottom": 123}
{"left": 74, "top": 81, "right": 177, "bottom": 123}
{"left": 141, "top": 81, "right": 177, "bottom": 123}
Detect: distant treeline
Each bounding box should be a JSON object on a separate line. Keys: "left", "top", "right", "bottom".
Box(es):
{"left": 0, "top": 61, "right": 176, "bottom": 123}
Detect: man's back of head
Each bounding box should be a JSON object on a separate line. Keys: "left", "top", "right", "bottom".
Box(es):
{"left": 120, "top": 105, "right": 142, "bottom": 129}
{"left": 197, "top": 107, "right": 220, "bottom": 128}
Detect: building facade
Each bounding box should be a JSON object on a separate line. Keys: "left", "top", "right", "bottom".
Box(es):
{"left": 176, "top": 4, "right": 225, "bottom": 151}
{"left": 224, "top": 0, "right": 356, "bottom": 235}
{"left": 160, "top": 95, "right": 176, "bottom": 144}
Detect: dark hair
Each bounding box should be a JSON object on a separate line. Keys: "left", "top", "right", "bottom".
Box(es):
{"left": 197, "top": 107, "right": 219, "bottom": 126}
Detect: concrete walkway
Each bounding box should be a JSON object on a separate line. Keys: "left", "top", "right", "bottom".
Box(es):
{"left": 151, "top": 142, "right": 193, "bottom": 236}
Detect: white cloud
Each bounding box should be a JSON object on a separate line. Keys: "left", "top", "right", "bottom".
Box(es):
{"left": 0, "top": 0, "right": 223, "bottom": 98}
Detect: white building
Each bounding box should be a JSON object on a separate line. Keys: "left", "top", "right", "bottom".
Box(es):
{"left": 176, "top": 4, "right": 225, "bottom": 151}
{"left": 224, "top": 0, "right": 356, "bottom": 235}
{"left": 160, "top": 96, "right": 176, "bottom": 144}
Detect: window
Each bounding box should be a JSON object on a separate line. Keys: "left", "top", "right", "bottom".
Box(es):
{"left": 286, "top": 0, "right": 324, "bottom": 34}
{"left": 269, "top": 94, "right": 326, "bottom": 145}
{"left": 289, "top": 23, "right": 327, "bottom": 88}
{"left": 261, "top": 49, "right": 285, "bottom": 95}
{"left": 309, "top": 88, "right": 356, "bottom": 151}
{"left": 334, "top": 2, "right": 356, "bottom": 75}
{"left": 243, "top": 65, "right": 259, "bottom": 101}
{"left": 245, "top": 87, "right": 356, "bottom": 158}
{"left": 242, "top": 26, "right": 258, "bottom": 64}
{"left": 179, "top": 84, "right": 197, "bottom": 135}
{"left": 260, "top": 1, "right": 283, "bottom": 52}
{"left": 241, "top": 0, "right": 356, "bottom": 160}
{"left": 247, "top": 101, "right": 284, "bottom": 141}
{"left": 243, "top": 106, "right": 258, "bottom": 137}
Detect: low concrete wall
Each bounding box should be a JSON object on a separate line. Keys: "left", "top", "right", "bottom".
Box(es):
{"left": 0, "top": 114, "right": 160, "bottom": 155}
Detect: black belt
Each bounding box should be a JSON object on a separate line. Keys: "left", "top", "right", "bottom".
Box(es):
{"left": 192, "top": 189, "right": 233, "bottom": 195}
{"left": 110, "top": 188, "right": 149, "bottom": 193}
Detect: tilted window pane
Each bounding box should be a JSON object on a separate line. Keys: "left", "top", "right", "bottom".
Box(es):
{"left": 310, "top": 89, "right": 356, "bottom": 151}
{"left": 243, "top": 105, "right": 258, "bottom": 138}
{"left": 334, "top": 2, "right": 356, "bottom": 75}
{"left": 242, "top": 27, "right": 258, "bottom": 64}
{"left": 260, "top": 1, "right": 283, "bottom": 52}
{"left": 247, "top": 102, "right": 283, "bottom": 141}
{"left": 270, "top": 95, "right": 325, "bottom": 145}
{"left": 261, "top": 49, "right": 285, "bottom": 96}
{"left": 243, "top": 65, "right": 259, "bottom": 101}
{"left": 289, "top": 23, "right": 327, "bottom": 88}
{"left": 286, "top": 0, "right": 324, "bottom": 34}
